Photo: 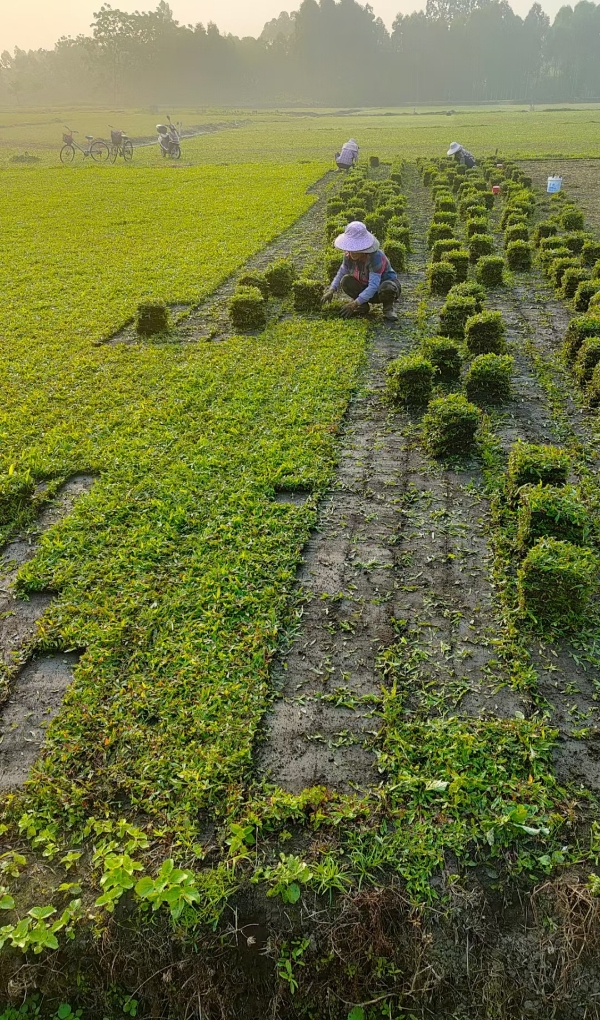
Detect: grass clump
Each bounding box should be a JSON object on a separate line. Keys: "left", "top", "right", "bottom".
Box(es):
{"left": 505, "top": 224, "right": 529, "bottom": 244}
{"left": 506, "top": 240, "right": 532, "bottom": 272}
{"left": 533, "top": 221, "right": 558, "bottom": 246}
{"left": 517, "top": 484, "right": 590, "bottom": 549}
{"left": 422, "top": 393, "right": 481, "bottom": 458}
{"left": 476, "top": 255, "right": 505, "bottom": 287}
{"left": 428, "top": 261, "right": 456, "bottom": 296}
{"left": 561, "top": 207, "right": 585, "bottom": 231}
{"left": 238, "top": 271, "right": 269, "bottom": 299}
{"left": 465, "top": 311, "right": 506, "bottom": 355}
{"left": 384, "top": 240, "right": 407, "bottom": 272}
{"left": 265, "top": 258, "right": 296, "bottom": 297}
{"left": 563, "top": 314, "right": 600, "bottom": 358}
{"left": 427, "top": 223, "right": 454, "bottom": 247}
{"left": 573, "top": 281, "right": 600, "bottom": 313}
{"left": 445, "top": 249, "right": 470, "bottom": 283}
{"left": 574, "top": 336, "right": 600, "bottom": 384}
{"left": 136, "top": 302, "right": 169, "bottom": 336}
{"left": 561, "top": 267, "right": 590, "bottom": 301}
{"left": 421, "top": 336, "right": 462, "bottom": 381}
{"left": 468, "top": 234, "right": 495, "bottom": 263}
{"left": 507, "top": 441, "right": 570, "bottom": 493}
{"left": 466, "top": 217, "right": 489, "bottom": 238}
{"left": 550, "top": 256, "right": 579, "bottom": 289}
{"left": 432, "top": 238, "right": 462, "bottom": 262}
{"left": 465, "top": 353, "right": 513, "bottom": 404}
{"left": 517, "top": 538, "right": 597, "bottom": 629}
{"left": 582, "top": 240, "right": 600, "bottom": 267}
{"left": 386, "top": 354, "right": 434, "bottom": 407}
{"left": 448, "top": 281, "right": 485, "bottom": 310}
{"left": 229, "top": 286, "right": 267, "bottom": 331}
{"left": 292, "top": 279, "right": 325, "bottom": 314}
{"left": 439, "top": 296, "right": 478, "bottom": 339}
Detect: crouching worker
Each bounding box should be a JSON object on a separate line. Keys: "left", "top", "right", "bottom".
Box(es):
{"left": 447, "top": 141, "right": 476, "bottom": 168}
{"left": 335, "top": 138, "right": 359, "bottom": 170}
{"left": 322, "top": 221, "right": 401, "bottom": 322}
{"left": 157, "top": 123, "right": 171, "bottom": 157}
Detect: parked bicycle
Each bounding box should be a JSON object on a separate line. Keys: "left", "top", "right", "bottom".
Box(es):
{"left": 109, "top": 127, "right": 133, "bottom": 163}
{"left": 60, "top": 127, "right": 110, "bottom": 164}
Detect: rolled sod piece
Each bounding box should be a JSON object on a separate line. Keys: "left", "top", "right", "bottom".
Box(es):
{"left": 561, "top": 207, "right": 585, "bottom": 231}
{"left": 238, "top": 271, "right": 269, "bottom": 299}
{"left": 293, "top": 279, "right": 325, "bottom": 314}
{"left": 427, "top": 223, "right": 454, "bottom": 247}
{"left": 517, "top": 484, "right": 590, "bottom": 549}
{"left": 428, "top": 261, "right": 456, "bottom": 296}
{"left": 265, "top": 258, "right": 296, "bottom": 297}
{"left": 446, "top": 249, "right": 470, "bottom": 283}
{"left": 574, "top": 336, "right": 600, "bottom": 384}
{"left": 465, "top": 353, "right": 514, "bottom": 404}
{"left": 467, "top": 217, "right": 489, "bottom": 238}
{"left": 517, "top": 538, "right": 597, "bottom": 629}
{"left": 582, "top": 240, "right": 600, "bottom": 267}
{"left": 563, "top": 230, "right": 590, "bottom": 255}
{"left": 422, "top": 393, "right": 481, "bottom": 458}
{"left": 421, "top": 336, "right": 462, "bottom": 381}
{"left": 439, "top": 296, "right": 478, "bottom": 340}
{"left": 136, "top": 302, "right": 169, "bottom": 336}
{"left": 384, "top": 240, "right": 407, "bottom": 273}
{"left": 550, "top": 257, "right": 578, "bottom": 289}
{"left": 386, "top": 354, "right": 434, "bottom": 407}
{"left": 432, "top": 238, "right": 462, "bottom": 262}
{"left": 561, "top": 267, "right": 590, "bottom": 301}
{"left": 533, "top": 221, "right": 558, "bottom": 246}
{"left": 506, "top": 240, "right": 532, "bottom": 272}
{"left": 228, "top": 286, "right": 267, "bottom": 331}
{"left": 468, "top": 233, "right": 495, "bottom": 263}
{"left": 465, "top": 311, "right": 506, "bottom": 356}
{"left": 448, "top": 281, "right": 486, "bottom": 310}
{"left": 505, "top": 224, "right": 529, "bottom": 244}
{"left": 507, "top": 441, "right": 570, "bottom": 492}
{"left": 573, "top": 281, "right": 600, "bottom": 314}
{"left": 476, "top": 255, "right": 505, "bottom": 287}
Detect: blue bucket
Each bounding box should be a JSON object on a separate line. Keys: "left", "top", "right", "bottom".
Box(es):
{"left": 547, "top": 176, "right": 563, "bottom": 194}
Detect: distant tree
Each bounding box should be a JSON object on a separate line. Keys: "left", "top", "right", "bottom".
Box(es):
{"left": 260, "top": 11, "right": 296, "bottom": 42}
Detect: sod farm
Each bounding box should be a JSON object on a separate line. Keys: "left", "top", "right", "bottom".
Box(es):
{"left": 2, "top": 108, "right": 600, "bottom": 1019}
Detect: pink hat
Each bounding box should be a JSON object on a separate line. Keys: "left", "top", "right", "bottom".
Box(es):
{"left": 334, "top": 221, "right": 380, "bottom": 253}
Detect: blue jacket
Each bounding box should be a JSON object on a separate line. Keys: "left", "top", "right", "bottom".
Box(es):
{"left": 331, "top": 249, "right": 398, "bottom": 304}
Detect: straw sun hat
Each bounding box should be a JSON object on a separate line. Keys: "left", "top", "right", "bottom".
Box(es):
{"left": 447, "top": 142, "right": 462, "bottom": 155}
{"left": 334, "top": 221, "right": 380, "bottom": 253}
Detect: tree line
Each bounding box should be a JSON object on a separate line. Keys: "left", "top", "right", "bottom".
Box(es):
{"left": 1, "top": 0, "right": 599, "bottom": 108}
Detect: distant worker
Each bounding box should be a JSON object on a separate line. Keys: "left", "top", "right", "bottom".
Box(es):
{"left": 447, "top": 141, "right": 476, "bottom": 168}
{"left": 335, "top": 138, "right": 359, "bottom": 171}
{"left": 322, "top": 221, "right": 401, "bottom": 322}
{"left": 157, "top": 124, "right": 171, "bottom": 158}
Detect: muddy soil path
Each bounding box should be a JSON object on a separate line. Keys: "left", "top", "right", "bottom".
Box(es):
{"left": 260, "top": 167, "right": 524, "bottom": 796}
{"left": 109, "top": 170, "right": 338, "bottom": 346}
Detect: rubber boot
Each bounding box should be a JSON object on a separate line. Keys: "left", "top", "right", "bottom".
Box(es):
{"left": 382, "top": 301, "right": 398, "bottom": 322}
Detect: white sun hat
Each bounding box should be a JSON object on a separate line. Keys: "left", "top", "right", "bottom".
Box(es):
{"left": 334, "top": 221, "right": 380, "bottom": 253}
{"left": 447, "top": 142, "right": 462, "bottom": 155}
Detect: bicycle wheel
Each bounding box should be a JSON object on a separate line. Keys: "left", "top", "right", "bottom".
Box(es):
{"left": 109, "top": 145, "right": 119, "bottom": 164}
{"left": 171, "top": 144, "right": 181, "bottom": 160}
{"left": 122, "top": 139, "right": 133, "bottom": 162}
{"left": 60, "top": 144, "right": 75, "bottom": 164}
{"left": 90, "top": 139, "right": 110, "bottom": 163}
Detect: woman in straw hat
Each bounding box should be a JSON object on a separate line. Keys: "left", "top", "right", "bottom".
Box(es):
{"left": 322, "top": 220, "right": 401, "bottom": 322}
{"left": 335, "top": 138, "right": 359, "bottom": 170}
{"left": 447, "top": 142, "right": 476, "bottom": 168}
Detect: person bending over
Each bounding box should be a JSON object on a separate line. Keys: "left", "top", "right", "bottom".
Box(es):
{"left": 335, "top": 138, "right": 359, "bottom": 170}
{"left": 447, "top": 141, "right": 476, "bottom": 168}
{"left": 322, "top": 221, "right": 401, "bottom": 322}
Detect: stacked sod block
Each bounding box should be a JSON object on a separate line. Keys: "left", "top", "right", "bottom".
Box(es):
{"left": 423, "top": 394, "right": 481, "bottom": 458}
{"left": 229, "top": 286, "right": 267, "bottom": 331}
{"left": 421, "top": 337, "right": 462, "bottom": 381}
{"left": 516, "top": 484, "right": 590, "bottom": 549}
{"left": 465, "top": 312, "right": 506, "bottom": 356}
{"left": 517, "top": 538, "right": 597, "bottom": 629}
{"left": 465, "top": 354, "right": 514, "bottom": 404}
{"left": 386, "top": 355, "right": 434, "bottom": 407}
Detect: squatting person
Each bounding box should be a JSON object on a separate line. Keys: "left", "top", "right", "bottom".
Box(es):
{"left": 447, "top": 141, "right": 476, "bottom": 168}
{"left": 322, "top": 220, "right": 401, "bottom": 322}
{"left": 335, "top": 138, "right": 359, "bottom": 170}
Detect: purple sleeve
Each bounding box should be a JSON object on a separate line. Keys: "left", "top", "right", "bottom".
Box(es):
{"left": 356, "top": 253, "right": 383, "bottom": 304}
{"left": 330, "top": 259, "right": 346, "bottom": 291}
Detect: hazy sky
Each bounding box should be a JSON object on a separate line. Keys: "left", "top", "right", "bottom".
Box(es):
{"left": 1, "top": 0, "right": 562, "bottom": 53}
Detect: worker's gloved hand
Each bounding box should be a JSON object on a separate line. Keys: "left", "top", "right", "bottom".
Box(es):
{"left": 340, "top": 300, "right": 360, "bottom": 318}
{"left": 321, "top": 287, "right": 336, "bottom": 304}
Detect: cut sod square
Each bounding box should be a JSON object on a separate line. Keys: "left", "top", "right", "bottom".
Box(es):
{"left": 427, "top": 223, "right": 454, "bottom": 247}
{"left": 229, "top": 286, "right": 267, "bottom": 331}
{"left": 561, "top": 267, "right": 591, "bottom": 301}
{"left": 468, "top": 234, "right": 495, "bottom": 263}
{"left": 265, "top": 258, "right": 296, "bottom": 297}
{"left": 476, "top": 255, "right": 505, "bottom": 287}
{"left": 563, "top": 230, "right": 590, "bottom": 255}
{"left": 421, "top": 336, "right": 462, "bottom": 381}
{"left": 428, "top": 261, "right": 456, "bottom": 296}
{"left": 582, "top": 240, "right": 600, "bottom": 267}
{"left": 505, "top": 224, "right": 529, "bottom": 244}
{"left": 517, "top": 538, "right": 597, "bottom": 629}
{"left": 507, "top": 441, "right": 570, "bottom": 493}
{"left": 325, "top": 253, "right": 344, "bottom": 280}
{"left": 238, "top": 271, "right": 269, "bottom": 299}
{"left": 448, "top": 281, "right": 486, "bottom": 310}
{"left": 465, "top": 353, "right": 514, "bottom": 404}
{"left": 439, "top": 296, "right": 478, "bottom": 340}
{"left": 465, "top": 311, "right": 506, "bottom": 355}
{"left": 384, "top": 240, "right": 407, "bottom": 272}
{"left": 422, "top": 393, "right": 481, "bottom": 458}
{"left": 550, "top": 257, "right": 579, "bottom": 289}
{"left": 136, "top": 302, "right": 169, "bottom": 336}
{"left": 587, "top": 361, "right": 600, "bottom": 407}
{"left": 561, "top": 207, "right": 585, "bottom": 231}
{"left": 563, "top": 314, "right": 600, "bottom": 358}
{"left": 573, "top": 281, "right": 600, "bottom": 313}
{"left": 446, "top": 249, "right": 470, "bottom": 283}
{"left": 533, "top": 221, "right": 558, "bottom": 246}
{"left": 292, "top": 279, "right": 325, "bottom": 314}
{"left": 517, "top": 484, "right": 590, "bottom": 549}
{"left": 432, "top": 238, "right": 462, "bottom": 263}
{"left": 575, "top": 336, "right": 600, "bottom": 384}
{"left": 466, "top": 217, "right": 489, "bottom": 238}
{"left": 506, "top": 240, "right": 533, "bottom": 272}
{"left": 386, "top": 354, "right": 434, "bottom": 407}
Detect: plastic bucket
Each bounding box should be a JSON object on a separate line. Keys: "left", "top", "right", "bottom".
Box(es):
{"left": 492, "top": 185, "right": 501, "bottom": 195}
{"left": 547, "top": 176, "right": 563, "bottom": 194}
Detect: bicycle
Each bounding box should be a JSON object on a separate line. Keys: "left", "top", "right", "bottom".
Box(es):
{"left": 60, "top": 128, "right": 109, "bottom": 164}
{"left": 109, "top": 127, "right": 134, "bottom": 163}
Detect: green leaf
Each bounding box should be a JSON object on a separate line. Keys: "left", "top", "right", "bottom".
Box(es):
{"left": 58, "top": 1005, "right": 73, "bottom": 1019}
{"left": 285, "top": 883, "right": 301, "bottom": 904}
{"left": 348, "top": 1008, "right": 365, "bottom": 1020}
{"left": 134, "top": 877, "right": 155, "bottom": 898}
{"left": 0, "top": 895, "right": 14, "bottom": 911}
{"left": 28, "top": 905, "right": 56, "bottom": 920}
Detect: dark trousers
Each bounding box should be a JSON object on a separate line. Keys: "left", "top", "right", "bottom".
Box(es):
{"left": 340, "top": 274, "right": 400, "bottom": 306}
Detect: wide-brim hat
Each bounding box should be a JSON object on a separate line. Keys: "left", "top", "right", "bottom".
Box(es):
{"left": 447, "top": 142, "right": 461, "bottom": 155}
{"left": 334, "top": 220, "right": 380, "bottom": 253}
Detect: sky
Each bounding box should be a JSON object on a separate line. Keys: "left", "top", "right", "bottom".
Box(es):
{"left": 1, "top": 0, "right": 563, "bottom": 53}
